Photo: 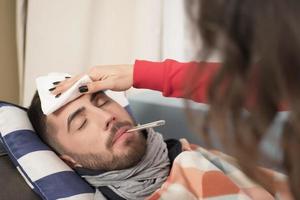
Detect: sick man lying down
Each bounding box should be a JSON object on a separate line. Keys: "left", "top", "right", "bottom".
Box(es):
{"left": 27, "top": 91, "right": 291, "bottom": 200}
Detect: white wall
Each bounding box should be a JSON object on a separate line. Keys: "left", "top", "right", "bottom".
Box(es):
{"left": 23, "top": 0, "right": 163, "bottom": 106}
{"left": 22, "top": 0, "right": 221, "bottom": 106}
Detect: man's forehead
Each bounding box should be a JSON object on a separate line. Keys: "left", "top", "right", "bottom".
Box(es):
{"left": 51, "top": 91, "right": 106, "bottom": 116}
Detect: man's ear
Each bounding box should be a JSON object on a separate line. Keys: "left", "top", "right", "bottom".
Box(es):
{"left": 60, "top": 154, "right": 83, "bottom": 168}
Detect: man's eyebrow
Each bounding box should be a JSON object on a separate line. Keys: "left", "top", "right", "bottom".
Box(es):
{"left": 67, "top": 107, "right": 86, "bottom": 132}
{"left": 90, "top": 91, "right": 104, "bottom": 102}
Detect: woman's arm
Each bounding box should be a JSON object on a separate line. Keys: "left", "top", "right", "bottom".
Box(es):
{"left": 134, "top": 59, "right": 220, "bottom": 103}
{"left": 51, "top": 59, "right": 220, "bottom": 104}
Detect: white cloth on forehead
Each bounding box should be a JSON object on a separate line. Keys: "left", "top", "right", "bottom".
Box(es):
{"left": 36, "top": 73, "right": 129, "bottom": 115}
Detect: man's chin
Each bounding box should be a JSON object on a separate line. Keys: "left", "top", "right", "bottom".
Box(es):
{"left": 115, "top": 143, "right": 146, "bottom": 170}
{"left": 75, "top": 132, "right": 147, "bottom": 171}
{"left": 112, "top": 131, "right": 139, "bottom": 148}
{"left": 111, "top": 133, "right": 147, "bottom": 169}
{"left": 113, "top": 137, "right": 138, "bottom": 155}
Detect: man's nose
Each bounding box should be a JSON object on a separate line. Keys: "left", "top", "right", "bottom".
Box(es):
{"left": 98, "top": 110, "right": 116, "bottom": 131}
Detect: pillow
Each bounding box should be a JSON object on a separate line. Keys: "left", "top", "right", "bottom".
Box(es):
{"left": 0, "top": 92, "right": 134, "bottom": 200}
{"left": 0, "top": 136, "right": 6, "bottom": 156}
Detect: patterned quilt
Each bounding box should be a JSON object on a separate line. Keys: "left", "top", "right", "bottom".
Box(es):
{"left": 148, "top": 144, "right": 293, "bottom": 200}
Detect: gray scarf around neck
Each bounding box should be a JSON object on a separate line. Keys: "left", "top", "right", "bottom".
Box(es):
{"left": 83, "top": 128, "right": 170, "bottom": 200}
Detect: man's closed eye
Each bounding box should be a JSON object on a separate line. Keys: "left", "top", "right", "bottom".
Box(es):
{"left": 96, "top": 100, "right": 109, "bottom": 107}
{"left": 78, "top": 119, "right": 87, "bottom": 130}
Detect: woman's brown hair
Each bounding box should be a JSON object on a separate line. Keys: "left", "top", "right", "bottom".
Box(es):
{"left": 186, "top": 0, "right": 300, "bottom": 198}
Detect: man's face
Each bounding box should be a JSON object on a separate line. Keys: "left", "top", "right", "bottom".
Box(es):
{"left": 47, "top": 92, "right": 146, "bottom": 171}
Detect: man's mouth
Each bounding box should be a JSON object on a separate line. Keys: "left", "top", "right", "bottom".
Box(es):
{"left": 112, "top": 126, "right": 131, "bottom": 145}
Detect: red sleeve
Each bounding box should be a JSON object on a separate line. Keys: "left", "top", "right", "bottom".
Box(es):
{"left": 133, "top": 59, "right": 220, "bottom": 103}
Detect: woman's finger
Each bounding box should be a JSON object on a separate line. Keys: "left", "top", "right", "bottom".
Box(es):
{"left": 51, "top": 74, "right": 82, "bottom": 96}
{"left": 78, "top": 79, "right": 115, "bottom": 94}
{"left": 179, "top": 138, "right": 192, "bottom": 151}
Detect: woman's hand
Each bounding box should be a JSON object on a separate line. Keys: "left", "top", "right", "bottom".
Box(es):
{"left": 180, "top": 138, "right": 192, "bottom": 151}
{"left": 51, "top": 64, "right": 133, "bottom": 96}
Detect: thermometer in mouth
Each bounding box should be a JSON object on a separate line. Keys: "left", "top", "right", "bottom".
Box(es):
{"left": 126, "top": 120, "right": 166, "bottom": 133}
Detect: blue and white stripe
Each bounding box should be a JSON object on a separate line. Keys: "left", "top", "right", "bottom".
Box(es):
{"left": 0, "top": 103, "right": 95, "bottom": 200}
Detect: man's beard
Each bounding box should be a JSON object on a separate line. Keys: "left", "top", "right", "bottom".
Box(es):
{"left": 69, "top": 121, "right": 147, "bottom": 171}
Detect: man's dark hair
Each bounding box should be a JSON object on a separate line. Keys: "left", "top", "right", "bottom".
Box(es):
{"left": 27, "top": 91, "right": 64, "bottom": 154}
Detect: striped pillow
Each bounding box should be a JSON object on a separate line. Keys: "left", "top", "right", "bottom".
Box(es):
{"left": 0, "top": 102, "right": 95, "bottom": 200}
{"left": 0, "top": 91, "right": 133, "bottom": 200}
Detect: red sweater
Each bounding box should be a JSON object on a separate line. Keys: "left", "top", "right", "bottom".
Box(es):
{"left": 133, "top": 59, "right": 220, "bottom": 103}
{"left": 133, "top": 59, "right": 288, "bottom": 110}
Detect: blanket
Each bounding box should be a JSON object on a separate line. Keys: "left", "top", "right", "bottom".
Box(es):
{"left": 147, "top": 144, "right": 293, "bottom": 200}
